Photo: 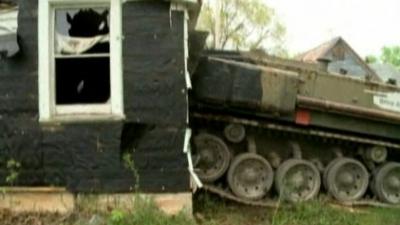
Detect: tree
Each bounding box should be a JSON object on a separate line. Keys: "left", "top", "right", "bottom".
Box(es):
{"left": 365, "top": 55, "right": 378, "bottom": 64}
{"left": 197, "top": 0, "right": 287, "bottom": 56}
{"left": 381, "top": 46, "right": 400, "bottom": 68}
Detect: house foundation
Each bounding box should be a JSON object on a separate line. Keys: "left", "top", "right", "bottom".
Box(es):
{"left": 0, "top": 187, "right": 192, "bottom": 216}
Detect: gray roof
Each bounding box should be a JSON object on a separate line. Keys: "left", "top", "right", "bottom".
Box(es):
{"left": 370, "top": 63, "right": 400, "bottom": 84}
{"left": 296, "top": 36, "right": 381, "bottom": 81}
{"left": 296, "top": 37, "right": 341, "bottom": 62}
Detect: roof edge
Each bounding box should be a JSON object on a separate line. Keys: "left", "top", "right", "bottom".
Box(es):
{"left": 296, "top": 36, "right": 342, "bottom": 62}
{"left": 168, "top": 0, "right": 202, "bottom": 30}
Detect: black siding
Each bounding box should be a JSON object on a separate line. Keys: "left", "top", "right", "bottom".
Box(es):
{"left": 0, "top": 0, "right": 189, "bottom": 193}
{"left": 123, "top": 2, "right": 188, "bottom": 126}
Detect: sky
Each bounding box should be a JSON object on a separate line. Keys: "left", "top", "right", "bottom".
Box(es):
{"left": 265, "top": 0, "right": 400, "bottom": 57}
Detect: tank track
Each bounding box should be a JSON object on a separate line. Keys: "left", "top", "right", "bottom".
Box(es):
{"left": 191, "top": 111, "right": 400, "bottom": 207}
{"left": 202, "top": 184, "right": 400, "bottom": 208}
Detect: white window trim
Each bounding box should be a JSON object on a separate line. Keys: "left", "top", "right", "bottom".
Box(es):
{"left": 38, "top": 0, "right": 124, "bottom": 123}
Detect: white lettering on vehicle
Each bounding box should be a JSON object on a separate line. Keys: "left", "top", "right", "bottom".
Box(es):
{"left": 373, "top": 92, "right": 400, "bottom": 112}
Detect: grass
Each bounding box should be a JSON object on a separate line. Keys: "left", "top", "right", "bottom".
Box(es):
{"left": 271, "top": 199, "right": 400, "bottom": 225}
{"left": 2, "top": 192, "right": 400, "bottom": 225}
{"left": 194, "top": 192, "right": 270, "bottom": 225}
{"left": 194, "top": 191, "right": 400, "bottom": 225}
{"left": 107, "top": 196, "right": 196, "bottom": 225}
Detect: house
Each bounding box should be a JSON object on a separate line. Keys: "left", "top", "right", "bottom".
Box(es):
{"left": 370, "top": 63, "right": 400, "bottom": 85}
{"left": 296, "top": 37, "right": 381, "bottom": 82}
{"left": 0, "top": 0, "right": 204, "bottom": 213}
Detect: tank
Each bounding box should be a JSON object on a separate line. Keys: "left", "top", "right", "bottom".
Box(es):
{"left": 189, "top": 51, "right": 400, "bottom": 205}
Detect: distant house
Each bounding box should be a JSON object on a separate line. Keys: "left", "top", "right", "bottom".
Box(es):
{"left": 296, "top": 37, "right": 381, "bottom": 82}
{"left": 370, "top": 63, "right": 400, "bottom": 85}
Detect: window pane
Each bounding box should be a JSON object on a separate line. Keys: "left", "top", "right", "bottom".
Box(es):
{"left": 55, "top": 57, "right": 111, "bottom": 105}
{"left": 55, "top": 7, "right": 110, "bottom": 54}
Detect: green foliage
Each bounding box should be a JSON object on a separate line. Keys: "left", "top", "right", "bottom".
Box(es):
{"left": 197, "top": 0, "right": 287, "bottom": 56}
{"left": 194, "top": 192, "right": 268, "bottom": 225}
{"left": 123, "top": 153, "right": 140, "bottom": 192}
{"left": 5, "top": 159, "right": 20, "bottom": 185}
{"left": 271, "top": 199, "right": 400, "bottom": 225}
{"left": 109, "top": 209, "right": 127, "bottom": 225}
{"left": 365, "top": 55, "right": 378, "bottom": 64}
{"left": 272, "top": 200, "right": 358, "bottom": 225}
{"left": 107, "top": 197, "right": 196, "bottom": 225}
{"left": 381, "top": 46, "right": 400, "bottom": 68}
{"left": 361, "top": 207, "right": 400, "bottom": 225}
{"left": 194, "top": 192, "right": 400, "bottom": 225}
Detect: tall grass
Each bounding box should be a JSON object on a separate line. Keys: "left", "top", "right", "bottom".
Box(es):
{"left": 272, "top": 199, "right": 400, "bottom": 225}
{"left": 195, "top": 192, "right": 400, "bottom": 225}
{"left": 107, "top": 196, "right": 196, "bottom": 225}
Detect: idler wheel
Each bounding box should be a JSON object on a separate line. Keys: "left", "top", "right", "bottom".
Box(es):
{"left": 224, "top": 124, "right": 246, "bottom": 143}
{"left": 366, "top": 146, "right": 387, "bottom": 163}
{"left": 325, "top": 158, "right": 369, "bottom": 202}
{"left": 227, "top": 153, "right": 274, "bottom": 200}
{"left": 193, "top": 133, "right": 232, "bottom": 182}
{"left": 275, "top": 159, "right": 321, "bottom": 202}
{"left": 372, "top": 162, "right": 400, "bottom": 204}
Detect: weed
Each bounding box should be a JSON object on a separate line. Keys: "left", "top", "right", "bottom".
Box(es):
{"left": 107, "top": 196, "right": 196, "bottom": 225}
{"left": 123, "top": 153, "right": 140, "bottom": 192}
{"left": 109, "top": 209, "right": 126, "bottom": 225}
{"left": 5, "top": 159, "right": 20, "bottom": 186}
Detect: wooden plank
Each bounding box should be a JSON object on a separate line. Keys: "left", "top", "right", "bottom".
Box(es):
{"left": 76, "top": 193, "right": 192, "bottom": 215}
{"left": 0, "top": 187, "right": 74, "bottom": 214}
{"left": 0, "top": 187, "right": 192, "bottom": 216}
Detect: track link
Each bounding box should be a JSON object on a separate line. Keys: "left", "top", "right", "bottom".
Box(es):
{"left": 203, "top": 184, "right": 400, "bottom": 208}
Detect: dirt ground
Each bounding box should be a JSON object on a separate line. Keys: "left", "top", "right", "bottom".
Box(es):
{"left": 0, "top": 210, "right": 61, "bottom": 225}
{"left": 0, "top": 208, "right": 110, "bottom": 225}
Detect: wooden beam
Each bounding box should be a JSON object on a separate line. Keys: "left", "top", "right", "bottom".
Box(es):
{"left": 0, "top": 187, "right": 192, "bottom": 215}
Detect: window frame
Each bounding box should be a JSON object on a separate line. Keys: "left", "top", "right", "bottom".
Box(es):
{"left": 38, "top": 0, "right": 124, "bottom": 123}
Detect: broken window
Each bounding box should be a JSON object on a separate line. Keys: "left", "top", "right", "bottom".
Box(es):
{"left": 55, "top": 8, "right": 111, "bottom": 104}
{"left": 339, "top": 68, "right": 348, "bottom": 75}
{"left": 0, "top": 1, "right": 19, "bottom": 59}
{"left": 38, "top": 1, "right": 124, "bottom": 122}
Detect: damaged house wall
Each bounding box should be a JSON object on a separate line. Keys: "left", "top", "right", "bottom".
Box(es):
{"left": 0, "top": 0, "right": 190, "bottom": 193}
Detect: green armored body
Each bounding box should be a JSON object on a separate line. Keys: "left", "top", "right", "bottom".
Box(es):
{"left": 190, "top": 51, "right": 400, "bottom": 204}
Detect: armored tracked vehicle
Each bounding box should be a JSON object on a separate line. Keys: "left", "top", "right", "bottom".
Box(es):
{"left": 190, "top": 51, "right": 400, "bottom": 205}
